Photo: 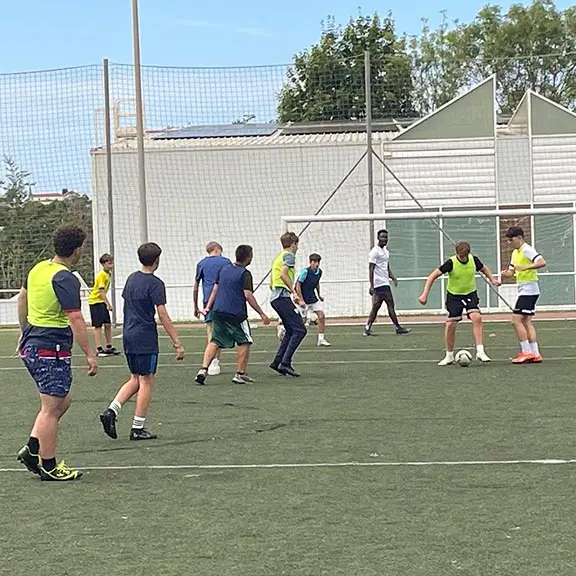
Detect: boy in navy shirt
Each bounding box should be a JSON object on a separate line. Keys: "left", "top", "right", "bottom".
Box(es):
{"left": 99, "top": 242, "right": 184, "bottom": 441}
{"left": 193, "top": 241, "right": 230, "bottom": 376}
{"left": 295, "top": 253, "right": 331, "bottom": 346}
{"left": 195, "top": 244, "right": 270, "bottom": 385}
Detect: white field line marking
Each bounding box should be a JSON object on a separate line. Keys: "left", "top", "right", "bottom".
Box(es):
{"left": 1, "top": 458, "right": 576, "bottom": 473}
{"left": 1, "top": 355, "right": 576, "bottom": 372}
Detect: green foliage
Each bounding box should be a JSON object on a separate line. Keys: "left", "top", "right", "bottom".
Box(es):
{"left": 278, "top": 12, "right": 415, "bottom": 122}
{"left": 410, "top": 0, "right": 576, "bottom": 115}
{"left": 0, "top": 159, "right": 93, "bottom": 294}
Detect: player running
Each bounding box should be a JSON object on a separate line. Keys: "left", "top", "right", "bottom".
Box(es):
{"left": 99, "top": 242, "right": 184, "bottom": 441}
{"left": 419, "top": 241, "right": 500, "bottom": 365}
{"left": 294, "top": 253, "right": 330, "bottom": 346}
{"left": 17, "top": 226, "right": 97, "bottom": 481}
{"left": 500, "top": 226, "right": 546, "bottom": 364}
{"left": 195, "top": 244, "right": 270, "bottom": 385}
{"left": 193, "top": 242, "right": 231, "bottom": 376}
{"left": 364, "top": 229, "right": 409, "bottom": 336}
{"left": 269, "top": 232, "right": 307, "bottom": 377}
{"left": 88, "top": 253, "right": 120, "bottom": 357}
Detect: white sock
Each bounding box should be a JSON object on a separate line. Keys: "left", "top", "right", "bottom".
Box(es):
{"left": 318, "top": 333, "right": 325, "bottom": 342}
{"left": 520, "top": 340, "right": 531, "bottom": 353}
{"left": 476, "top": 344, "right": 485, "bottom": 354}
{"left": 446, "top": 350, "right": 455, "bottom": 360}
{"left": 531, "top": 341, "right": 539, "bottom": 355}
{"left": 132, "top": 416, "right": 145, "bottom": 430}
{"left": 109, "top": 400, "right": 122, "bottom": 416}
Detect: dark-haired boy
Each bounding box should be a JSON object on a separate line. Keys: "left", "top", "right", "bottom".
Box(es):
{"left": 195, "top": 244, "right": 270, "bottom": 385}
{"left": 88, "top": 253, "right": 120, "bottom": 356}
{"left": 99, "top": 242, "right": 184, "bottom": 441}
{"left": 17, "top": 226, "right": 97, "bottom": 481}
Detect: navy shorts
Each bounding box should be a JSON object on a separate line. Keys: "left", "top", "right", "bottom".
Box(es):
{"left": 89, "top": 302, "right": 111, "bottom": 327}
{"left": 21, "top": 346, "right": 72, "bottom": 397}
{"left": 373, "top": 285, "right": 393, "bottom": 298}
{"left": 126, "top": 353, "right": 158, "bottom": 376}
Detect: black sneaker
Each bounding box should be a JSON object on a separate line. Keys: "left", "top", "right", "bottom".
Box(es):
{"left": 363, "top": 329, "right": 374, "bottom": 336}
{"left": 106, "top": 347, "right": 122, "bottom": 356}
{"left": 130, "top": 428, "right": 157, "bottom": 441}
{"left": 17, "top": 445, "right": 41, "bottom": 475}
{"left": 396, "top": 327, "right": 410, "bottom": 335}
{"left": 279, "top": 364, "right": 300, "bottom": 377}
{"left": 97, "top": 348, "right": 108, "bottom": 357}
{"left": 269, "top": 362, "right": 283, "bottom": 375}
{"left": 40, "top": 460, "right": 82, "bottom": 481}
{"left": 195, "top": 369, "right": 207, "bottom": 385}
{"left": 99, "top": 409, "right": 118, "bottom": 439}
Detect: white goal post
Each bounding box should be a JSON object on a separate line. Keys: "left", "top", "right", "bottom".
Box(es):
{"left": 281, "top": 206, "right": 576, "bottom": 317}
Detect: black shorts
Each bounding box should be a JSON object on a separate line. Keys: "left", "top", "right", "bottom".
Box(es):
{"left": 513, "top": 294, "right": 539, "bottom": 316}
{"left": 89, "top": 303, "right": 111, "bottom": 327}
{"left": 126, "top": 353, "right": 158, "bottom": 376}
{"left": 446, "top": 291, "right": 480, "bottom": 321}
{"left": 373, "top": 285, "right": 392, "bottom": 298}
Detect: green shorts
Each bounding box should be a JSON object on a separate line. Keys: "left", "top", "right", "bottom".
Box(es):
{"left": 211, "top": 312, "right": 253, "bottom": 349}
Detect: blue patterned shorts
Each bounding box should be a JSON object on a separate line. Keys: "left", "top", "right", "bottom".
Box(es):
{"left": 21, "top": 346, "right": 73, "bottom": 397}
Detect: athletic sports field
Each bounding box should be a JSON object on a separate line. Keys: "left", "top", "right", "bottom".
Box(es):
{"left": 2, "top": 319, "right": 575, "bottom": 575}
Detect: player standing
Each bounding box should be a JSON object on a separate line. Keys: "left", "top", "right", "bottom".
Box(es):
{"left": 17, "top": 226, "right": 97, "bottom": 481}
{"left": 500, "top": 226, "right": 546, "bottom": 363}
{"left": 419, "top": 241, "right": 499, "bottom": 365}
{"left": 195, "top": 244, "right": 270, "bottom": 385}
{"left": 88, "top": 253, "right": 120, "bottom": 356}
{"left": 99, "top": 242, "right": 184, "bottom": 441}
{"left": 294, "top": 253, "right": 330, "bottom": 346}
{"left": 193, "top": 242, "right": 231, "bottom": 376}
{"left": 269, "top": 232, "right": 307, "bottom": 377}
{"left": 364, "top": 229, "right": 410, "bottom": 335}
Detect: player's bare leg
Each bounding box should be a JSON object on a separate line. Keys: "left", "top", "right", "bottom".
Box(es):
{"left": 438, "top": 321, "right": 458, "bottom": 365}
{"left": 316, "top": 310, "right": 331, "bottom": 346}
{"left": 364, "top": 296, "right": 384, "bottom": 335}
{"left": 130, "top": 374, "right": 157, "bottom": 440}
{"left": 100, "top": 375, "right": 140, "bottom": 439}
{"left": 93, "top": 326, "right": 102, "bottom": 350}
{"left": 195, "top": 342, "right": 220, "bottom": 385}
{"left": 232, "top": 344, "right": 254, "bottom": 384}
{"left": 525, "top": 317, "right": 541, "bottom": 362}
{"left": 383, "top": 292, "right": 410, "bottom": 335}
{"left": 511, "top": 314, "right": 535, "bottom": 363}
{"left": 470, "top": 312, "right": 490, "bottom": 362}
{"left": 206, "top": 323, "right": 221, "bottom": 375}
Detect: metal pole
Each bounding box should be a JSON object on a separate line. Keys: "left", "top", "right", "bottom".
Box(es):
{"left": 132, "top": 0, "right": 148, "bottom": 243}
{"left": 364, "top": 51, "right": 375, "bottom": 247}
{"left": 103, "top": 59, "right": 117, "bottom": 327}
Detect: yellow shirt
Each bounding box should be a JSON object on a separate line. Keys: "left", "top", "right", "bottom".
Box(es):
{"left": 88, "top": 270, "right": 111, "bottom": 304}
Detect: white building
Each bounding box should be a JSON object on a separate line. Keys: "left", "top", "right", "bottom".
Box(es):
{"left": 90, "top": 76, "right": 576, "bottom": 320}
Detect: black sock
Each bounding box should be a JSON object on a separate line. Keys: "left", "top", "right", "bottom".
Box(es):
{"left": 106, "top": 344, "right": 112, "bottom": 349}
{"left": 237, "top": 371, "right": 245, "bottom": 375}
{"left": 42, "top": 457, "right": 56, "bottom": 472}
{"left": 27, "top": 436, "right": 40, "bottom": 454}
{"left": 97, "top": 346, "right": 103, "bottom": 351}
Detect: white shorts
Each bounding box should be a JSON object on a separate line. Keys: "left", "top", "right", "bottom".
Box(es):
{"left": 301, "top": 301, "right": 324, "bottom": 315}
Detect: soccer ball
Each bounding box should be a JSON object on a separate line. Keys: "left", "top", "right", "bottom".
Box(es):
{"left": 455, "top": 349, "right": 473, "bottom": 367}
{"left": 307, "top": 311, "right": 318, "bottom": 325}
{"left": 277, "top": 324, "right": 285, "bottom": 340}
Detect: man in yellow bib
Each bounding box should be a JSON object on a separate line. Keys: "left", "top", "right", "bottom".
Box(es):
{"left": 16, "top": 226, "right": 97, "bottom": 481}
{"left": 419, "top": 241, "right": 500, "bottom": 366}
{"left": 500, "top": 226, "right": 546, "bottom": 364}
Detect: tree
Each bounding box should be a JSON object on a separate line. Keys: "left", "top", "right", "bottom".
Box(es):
{"left": 411, "top": 0, "right": 576, "bottom": 115}
{"left": 278, "top": 12, "right": 415, "bottom": 122}
{"left": 0, "top": 156, "right": 33, "bottom": 206}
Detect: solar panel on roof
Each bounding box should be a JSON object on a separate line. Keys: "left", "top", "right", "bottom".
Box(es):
{"left": 151, "top": 124, "right": 278, "bottom": 140}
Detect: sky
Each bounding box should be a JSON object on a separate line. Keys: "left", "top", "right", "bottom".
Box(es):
{"left": 0, "top": 0, "right": 572, "bottom": 193}
{"left": 1, "top": 0, "right": 572, "bottom": 71}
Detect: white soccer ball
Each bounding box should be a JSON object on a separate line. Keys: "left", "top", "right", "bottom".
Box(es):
{"left": 277, "top": 324, "right": 285, "bottom": 340}
{"left": 307, "top": 311, "right": 318, "bottom": 325}
{"left": 455, "top": 349, "right": 473, "bottom": 367}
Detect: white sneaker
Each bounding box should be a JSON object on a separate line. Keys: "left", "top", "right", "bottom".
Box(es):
{"left": 438, "top": 356, "right": 454, "bottom": 366}
{"left": 207, "top": 361, "right": 221, "bottom": 376}
{"left": 476, "top": 351, "right": 491, "bottom": 362}
{"left": 317, "top": 340, "right": 331, "bottom": 347}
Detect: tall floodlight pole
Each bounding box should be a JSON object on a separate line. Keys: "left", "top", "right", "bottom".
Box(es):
{"left": 132, "top": 0, "right": 148, "bottom": 242}
{"left": 364, "top": 51, "right": 375, "bottom": 248}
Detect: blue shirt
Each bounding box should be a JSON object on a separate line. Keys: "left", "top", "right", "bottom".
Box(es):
{"left": 122, "top": 271, "right": 167, "bottom": 354}
{"left": 297, "top": 267, "right": 322, "bottom": 304}
{"left": 195, "top": 255, "right": 231, "bottom": 306}
{"left": 213, "top": 264, "right": 253, "bottom": 322}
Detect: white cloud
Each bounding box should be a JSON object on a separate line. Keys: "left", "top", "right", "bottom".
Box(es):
{"left": 175, "top": 19, "right": 274, "bottom": 38}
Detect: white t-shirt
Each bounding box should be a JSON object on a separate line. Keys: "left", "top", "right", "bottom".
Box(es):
{"left": 368, "top": 245, "right": 390, "bottom": 288}
{"left": 509, "top": 242, "right": 542, "bottom": 296}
